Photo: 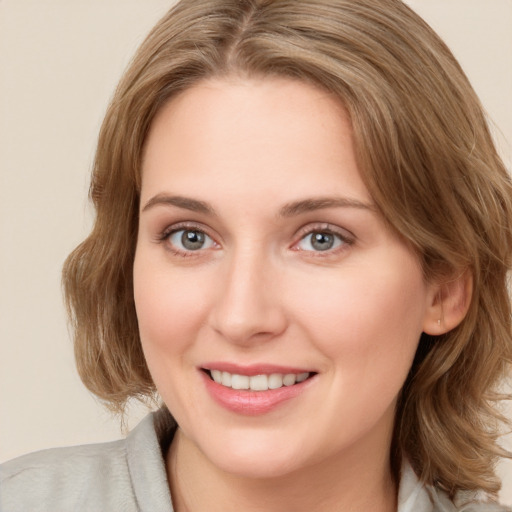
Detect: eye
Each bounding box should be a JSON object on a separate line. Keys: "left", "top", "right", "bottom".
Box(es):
{"left": 296, "top": 230, "right": 347, "bottom": 252}
{"left": 168, "top": 229, "right": 216, "bottom": 252}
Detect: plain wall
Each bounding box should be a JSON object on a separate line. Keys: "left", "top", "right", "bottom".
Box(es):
{"left": 1, "top": 0, "right": 511, "bottom": 503}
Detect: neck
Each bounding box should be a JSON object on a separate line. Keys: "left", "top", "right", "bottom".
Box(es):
{"left": 166, "top": 429, "right": 397, "bottom": 512}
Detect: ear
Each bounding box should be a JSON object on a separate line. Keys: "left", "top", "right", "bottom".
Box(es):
{"left": 423, "top": 269, "right": 473, "bottom": 335}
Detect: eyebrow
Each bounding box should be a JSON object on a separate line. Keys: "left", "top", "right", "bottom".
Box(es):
{"left": 278, "top": 197, "right": 375, "bottom": 217}
{"left": 141, "top": 194, "right": 216, "bottom": 215}
{"left": 141, "top": 194, "right": 375, "bottom": 217}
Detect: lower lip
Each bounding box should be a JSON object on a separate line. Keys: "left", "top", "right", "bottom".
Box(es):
{"left": 201, "top": 371, "right": 314, "bottom": 415}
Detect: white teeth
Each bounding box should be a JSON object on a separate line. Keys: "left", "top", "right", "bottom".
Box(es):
{"left": 283, "top": 374, "right": 296, "bottom": 386}
{"left": 231, "top": 374, "right": 250, "bottom": 390}
{"left": 209, "top": 370, "right": 311, "bottom": 391}
{"left": 268, "top": 373, "right": 283, "bottom": 389}
{"left": 221, "top": 371, "right": 232, "bottom": 387}
{"left": 249, "top": 374, "right": 268, "bottom": 391}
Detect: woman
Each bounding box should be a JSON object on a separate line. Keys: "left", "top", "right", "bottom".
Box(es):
{"left": 1, "top": 0, "right": 511, "bottom": 510}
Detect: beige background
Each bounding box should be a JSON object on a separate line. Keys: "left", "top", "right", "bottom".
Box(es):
{"left": 1, "top": 0, "right": 511, "bottom": 503}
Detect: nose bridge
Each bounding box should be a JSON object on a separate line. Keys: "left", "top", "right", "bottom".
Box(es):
{"left": 210, "top": 244, "right": 287, "bottom": 344}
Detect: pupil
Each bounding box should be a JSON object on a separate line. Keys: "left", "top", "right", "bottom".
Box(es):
{"left": 311, "top": 232, "right": 333, "bottom": 251}
{"left": 182, "top": 230, "right": 204, "bottom": 250}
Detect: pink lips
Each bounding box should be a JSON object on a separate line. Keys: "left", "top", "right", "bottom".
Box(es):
{"left": 200, "top": 363, "right": 315, "bottom": 415}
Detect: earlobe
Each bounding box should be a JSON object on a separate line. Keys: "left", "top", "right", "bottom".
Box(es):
{"left": 423, "top": 269, "right": 473, "bottom": 335}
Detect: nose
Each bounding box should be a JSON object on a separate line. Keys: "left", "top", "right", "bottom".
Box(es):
{"left": 209, "top": 250, "right": 288, "bottom": 345}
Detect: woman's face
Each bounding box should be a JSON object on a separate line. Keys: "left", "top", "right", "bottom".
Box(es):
{"left": 134, "top": 77, "right": 437, "bottom": 478}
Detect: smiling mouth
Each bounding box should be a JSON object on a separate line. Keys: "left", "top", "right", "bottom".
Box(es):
{"left": 204, "top": 369, "right": 315, "bottom": 391}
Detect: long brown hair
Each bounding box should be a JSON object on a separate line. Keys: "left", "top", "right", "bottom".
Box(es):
{"left": 63, "top": 0, "right": 512, "bottom": 497}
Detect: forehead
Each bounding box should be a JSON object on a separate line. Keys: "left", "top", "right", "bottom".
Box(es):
{"left": 140, "top": 76, "right": 371, "bottom": 208}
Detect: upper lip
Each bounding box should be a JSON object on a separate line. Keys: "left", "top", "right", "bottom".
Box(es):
{"left": 201, "top": 362, "right": 315, "bottom": 376}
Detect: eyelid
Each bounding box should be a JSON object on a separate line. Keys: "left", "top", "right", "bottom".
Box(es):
{"left": 155, "top": 220, "right": 354, "bottom": 256}
{"left": 159, "top": 221, "right": 216, "bottom": 240}
{"left": 291, "top": 223, "right": 355, "bottom": 251}
{"left": 157, "top": 221, "right": 221, "bottom": 255}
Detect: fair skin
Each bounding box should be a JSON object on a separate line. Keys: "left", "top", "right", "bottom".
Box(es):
{"left": 133, "top": 77, "right": 454, "bottom": 512}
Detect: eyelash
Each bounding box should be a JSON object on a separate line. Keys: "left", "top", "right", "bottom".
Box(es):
{"left": 157, "top": 222, "right": 217, "bottom": 258}
{"left": 156, "top": 222, "right": 354, "bottom": 258}
{"left": 293, "top": 224, "right": 354, "bottom": 256}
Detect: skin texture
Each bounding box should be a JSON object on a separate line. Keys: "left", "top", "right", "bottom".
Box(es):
{"left": 133, "top": 77, "right": 451, "bottom": 511}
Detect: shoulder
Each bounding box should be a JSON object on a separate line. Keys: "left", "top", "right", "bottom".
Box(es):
{"left": 430, "top": 487, "right": 512, "bottom": 512}
{"left": 0, "top": 438, "right": 137, "bottom": 512}
{"left": 0, "top": 436, "right": 127, "bottom": 477}
{"left": 398, "top": 460, "right": 511, "bottom": 512}
{"left": 0, "top": 410, "right": 175, "bottom": 512}
{"left": 432, "top": 488, "right": 511, "bottom": 512}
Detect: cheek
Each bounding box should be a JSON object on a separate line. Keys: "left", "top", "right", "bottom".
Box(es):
{"left": 133, "top": 256, "right": 210, "bottom": 359}
{"left": 289, "top": 258, "right": 428, "bottom": 390}
{"left": 133, "top": 255, "right": 215, "bottom": 412}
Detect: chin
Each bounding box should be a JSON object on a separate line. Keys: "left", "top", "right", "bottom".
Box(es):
{"left": 195, "top": 429, "right": 311, "bottom": 479}
{"left": 214, "top": 450, "right": 304, "bottom": 480}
